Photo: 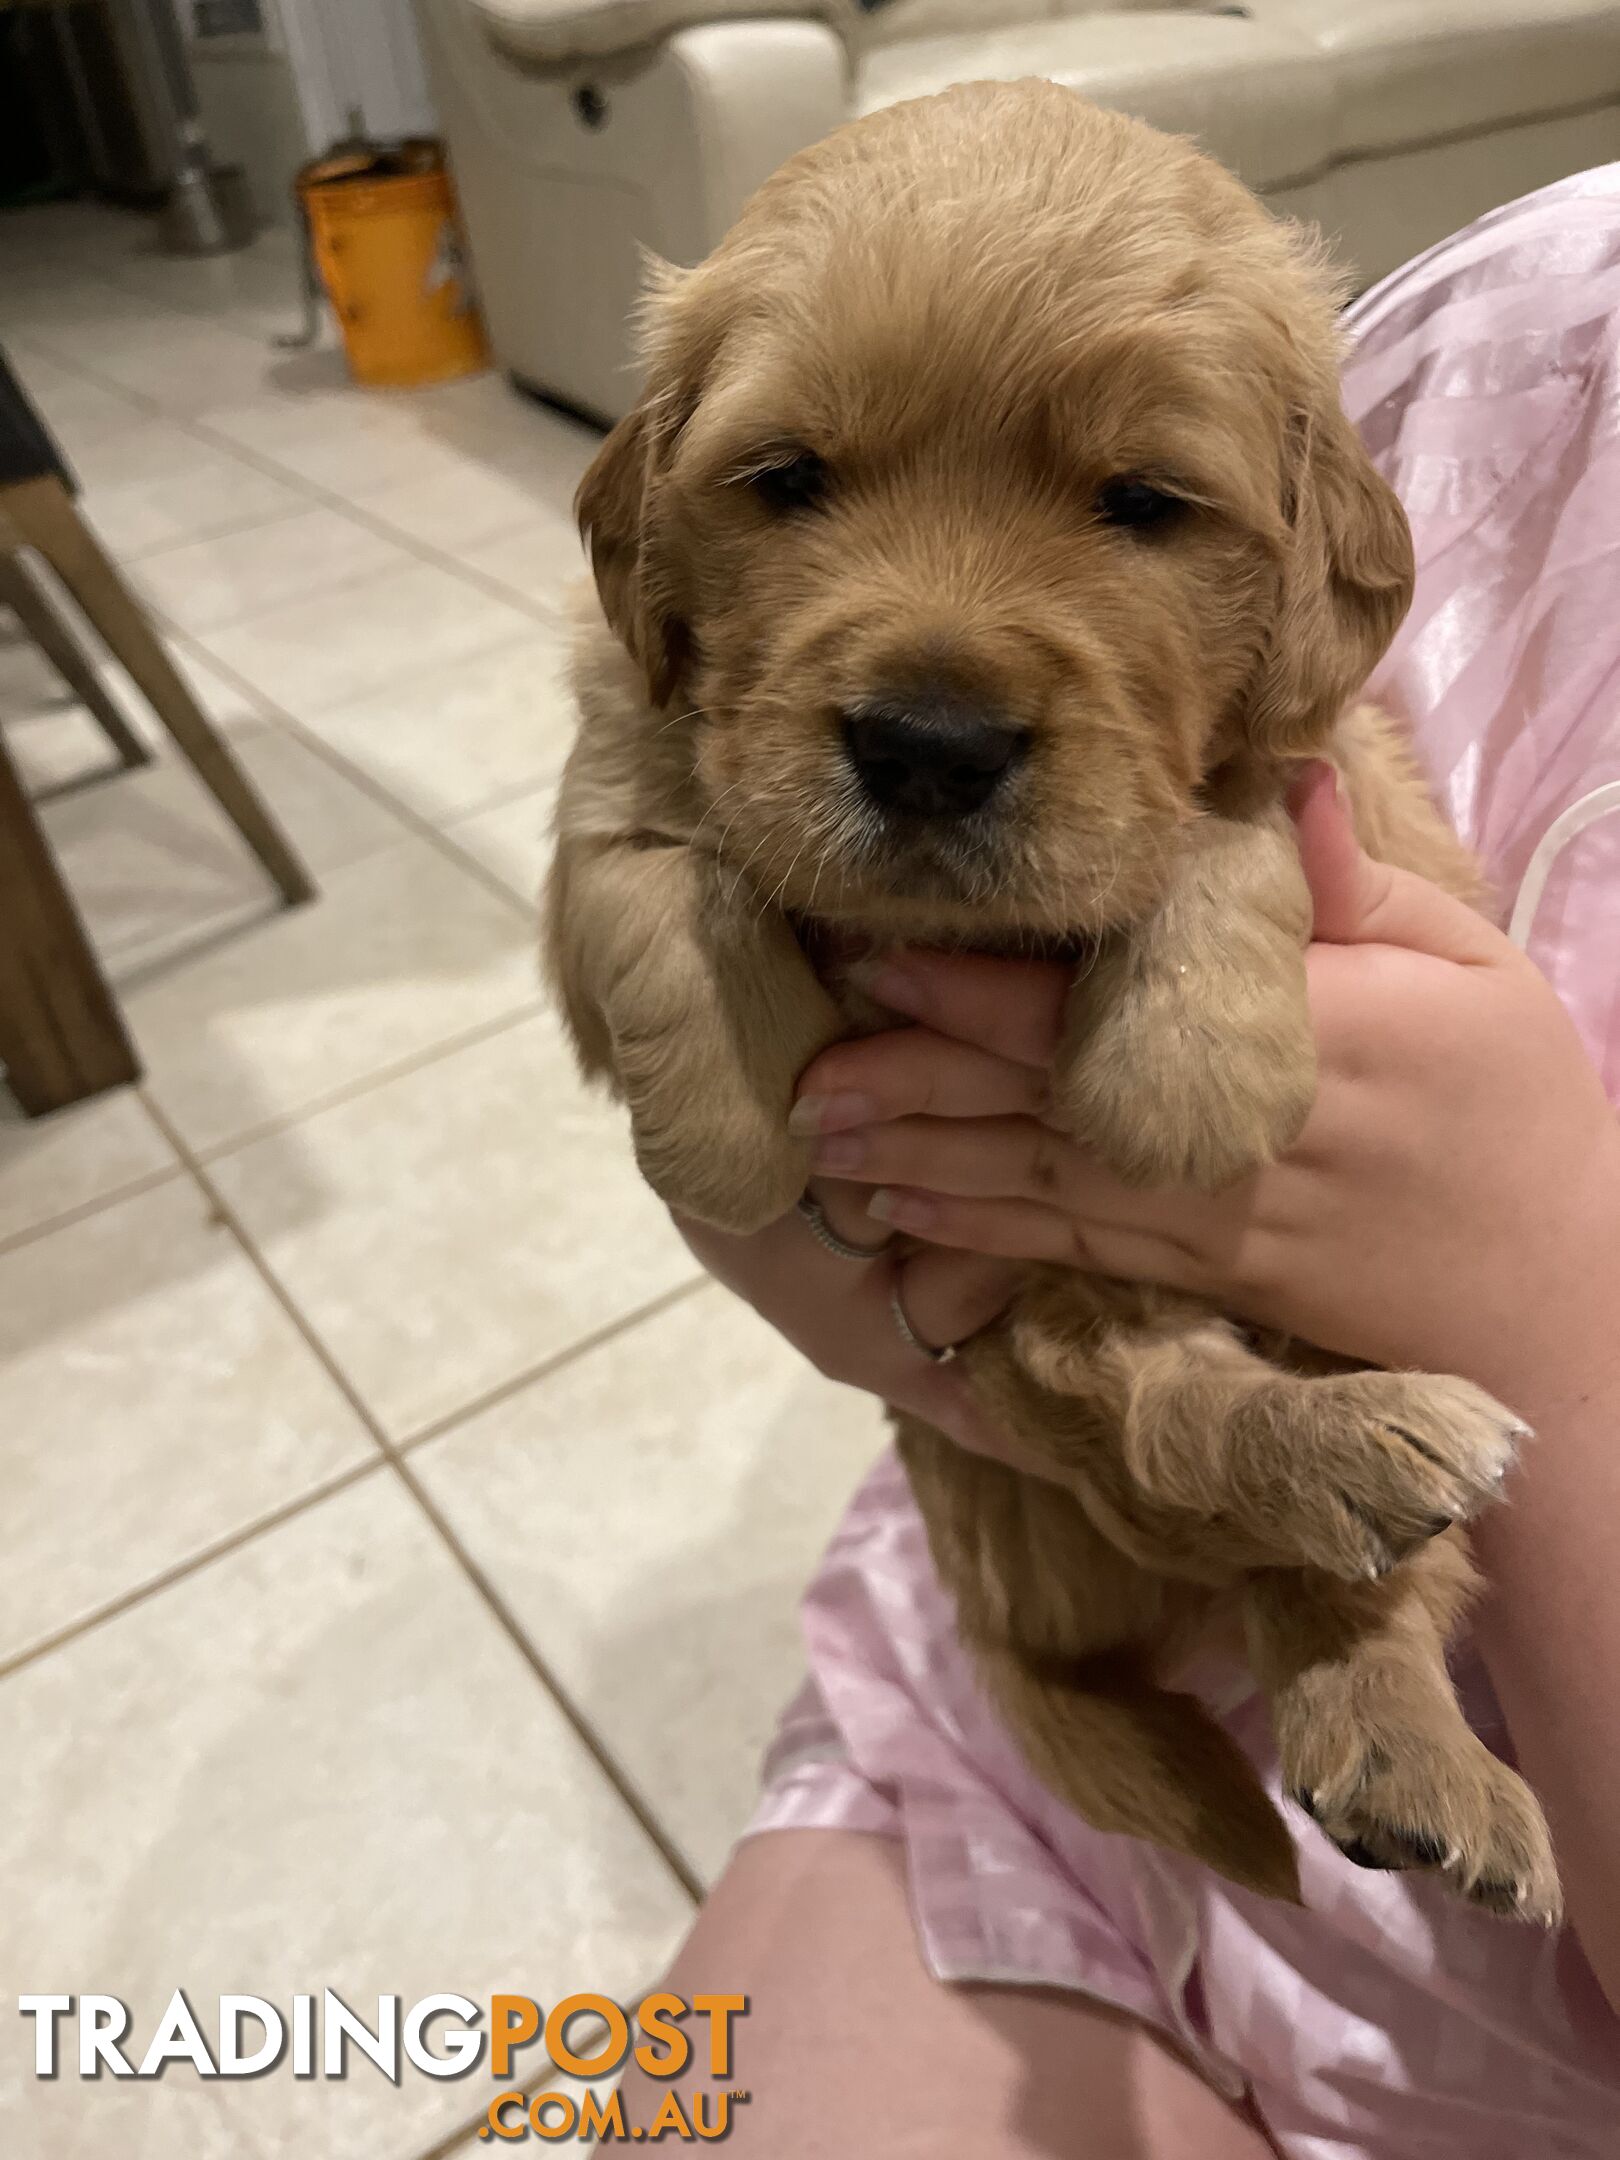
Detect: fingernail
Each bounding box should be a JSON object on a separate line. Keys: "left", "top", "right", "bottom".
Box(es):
{"left": 811, "top": 1133, "right": 866, "bottom": 1175}
{"left": 869, "top": 1187, "right": 935, "bottom": 1231}
{"left": 789, "top": 1089, "right": 878, "bottom": 1137}
{"left": 846, "top": 954, "right": 923, "bottom": 1016}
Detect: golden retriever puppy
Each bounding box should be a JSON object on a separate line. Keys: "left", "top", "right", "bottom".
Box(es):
{"left": 546, "top": 80, "right": 1559, "bottom": 1919}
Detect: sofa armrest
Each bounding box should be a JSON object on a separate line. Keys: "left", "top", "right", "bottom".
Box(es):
{"left": 473, "top": 0, "right": 855, "bottom": 69}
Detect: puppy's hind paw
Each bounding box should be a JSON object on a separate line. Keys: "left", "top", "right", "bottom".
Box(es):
{"left": 1290, "top": 1734, "right": 1561, "bottom": 1927}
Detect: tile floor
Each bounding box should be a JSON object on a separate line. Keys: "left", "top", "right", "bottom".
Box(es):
{"left": 0, "top": 201, "right": 887, "bottom": 2159}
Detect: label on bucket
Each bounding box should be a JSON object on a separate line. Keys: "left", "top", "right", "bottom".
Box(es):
{"left": 424, "top": 219, "right": 477, "bottom": 317}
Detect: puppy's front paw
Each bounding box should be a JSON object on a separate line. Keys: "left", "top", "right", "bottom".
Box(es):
{"left": 1054, "top": 955, "right": 1315, "bottom": 1191}
{"left": 627, "top": 1065, "right": 809, "bottom": 1236}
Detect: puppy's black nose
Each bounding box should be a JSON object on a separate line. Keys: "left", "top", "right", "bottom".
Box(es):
{"left": 842, "top": 696, "right": 1029, "bottom": 820}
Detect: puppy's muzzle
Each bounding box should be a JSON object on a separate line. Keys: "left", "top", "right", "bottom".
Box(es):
{"left": 842, "top": 693, "right": 1030, "bottom": 821}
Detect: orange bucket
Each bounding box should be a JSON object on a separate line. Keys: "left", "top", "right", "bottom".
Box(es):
{"left": 299, "top": 143, "right": 490, "bottom": 390}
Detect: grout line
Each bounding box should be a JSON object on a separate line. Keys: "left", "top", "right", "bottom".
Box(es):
{"left": 109, "top": 502, "right": 314, "bottom": 565}
{"left": 141, "top": 546, "right": 522, "bottom": 644}
{"left": 115, "top": 290, "right": 298, "bottom": 347}
{"left": 390, "top": 1451, "right": 706, "bottom": 1907}
{"left": 434, "top": 762, "right": 567, "bottom": 833}
{"left": 2, "top": 992, "right": 546, "bottom": 1263}
{"left": 291, "top": 478, "right": 574, "bottom": 625}
{"left": 11, "top": 486, "right": 562, "bottom": 932}
{"left": 0, "top": 1160, "right": 184, "bottom": 1262}
{"left": 184, "top": 429, "right": 576, "bottom": 630}
{"left": 163, "top": 627, "right": 555, "bottom": 922}
{"left": 0, "top": 1456, "right": 386, "bottom": 1683}
{"left": 397, "top": 1274, "right": 711, "bottom": 1455}
{"left": 139, "top": 543, "right": 495, "bottom": 637}
{"left": 23, "top": 318, "right": 583, "bottom": 629}
{"left": 6, "top": 268, "right": 702, "bottom": 1905}
{"left": 184, "top": 1000, "right": 550, "bottom": 1166}
{"left": 135, "top": 1094, "right": 707, "bottom": 1910}
{"left": 107, "top": 889, "right": 317, "bottom": 997}
{"left": 18, "top": 325, "right": 587, "bottom": 870}
{"left": 118, "top": 497, "right": 312, "bottom": 566}
{"left": 143, "top": 550, "right": 439, "bottom": 640}
{"left": 422, "top": 823, "right": 533, "bottom": 910}
{"left": 19, "top": 271, "right": 275, "bottom": 354}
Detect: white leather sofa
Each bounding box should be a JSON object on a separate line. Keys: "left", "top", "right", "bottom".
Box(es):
{"left": 413, "top": 0, "right": 1620, "bottom": 420}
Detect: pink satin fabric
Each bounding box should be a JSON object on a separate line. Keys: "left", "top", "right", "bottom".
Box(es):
{"left": 746, "top": 170, "right": 1620, "bottom": 2156}
{"left": 1352, "top": 167, "right": 1620, "bottom": 1089}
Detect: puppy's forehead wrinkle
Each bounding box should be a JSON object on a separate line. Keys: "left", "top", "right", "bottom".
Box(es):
{"left": 652, "top": 124, "right": 1338, "bottom": 542}
{"left": 681, "top": 306, "right": 1293, "bottom": 546}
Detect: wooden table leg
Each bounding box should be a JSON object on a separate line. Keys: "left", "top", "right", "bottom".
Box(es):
{"left": 3, "top": 475, "right": 314, "bottom": 907}
{"left": 0, "top": 722, "right": 140, "bottom": 1114}
{"left": 0, "top": 548, "right": 153, "bottom": 771}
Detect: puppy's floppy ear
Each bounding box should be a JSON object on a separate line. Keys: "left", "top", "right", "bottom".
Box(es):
{"left": 574, "top": 400, "right": 690, "bottom": 709}
{"left": 1246, "top": 394, "right": 1414, "bottom": 757}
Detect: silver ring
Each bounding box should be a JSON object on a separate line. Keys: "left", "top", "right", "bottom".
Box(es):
{"left": 797, "top": 1191, "right": 891, "bottom": 1264}
{"left": 890, "top": 1282, "right": 958, "bottom": 1365}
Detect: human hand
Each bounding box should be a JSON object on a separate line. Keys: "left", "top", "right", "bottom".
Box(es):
{"left": 793, "top": 765, "right": 1620, "bottom": 1422}
{"left": 669, "top": 1182, "right": 1028, "bottom": 1464}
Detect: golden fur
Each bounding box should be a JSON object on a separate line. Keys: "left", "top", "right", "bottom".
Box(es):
{"left": 547, "top": 82, "right": 1560, "bottom": 1919}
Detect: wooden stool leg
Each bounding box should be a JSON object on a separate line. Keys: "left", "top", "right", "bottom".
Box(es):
{"left": 0, "top": 550, "right": 153, "bottom": 771}
{"left": 0, "top": 723, "right": 141, "bottom": 1114}
{"left": 3, "top": 476, "right": 314, "bottom": 907}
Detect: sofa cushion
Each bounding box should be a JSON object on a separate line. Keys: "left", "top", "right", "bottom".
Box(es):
{"left": 858, "top": 0, "right": 1215, "bottom": 57}
{"left": 1254, "top": 0, "right": 1620, "bottom": 155}
{"left": 471, "top": 0, "right": 854, "bottom": 68}
{"left": 856, "top": 10, "right": 1334, "bottom": 192}
{"left": 860, "top": 0, "right": 1063, "bottom": 57}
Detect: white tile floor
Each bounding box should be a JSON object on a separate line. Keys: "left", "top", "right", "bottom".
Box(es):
{"left": 0, "top": 201, "right": 887, "bottom": 2158}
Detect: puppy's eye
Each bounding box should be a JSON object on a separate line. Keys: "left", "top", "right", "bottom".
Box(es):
{"left": 750, "top": 451, "right": 828, "bottom": 514}
{"left": 1096, "top": 476, "right": 1185, "bottom": 534}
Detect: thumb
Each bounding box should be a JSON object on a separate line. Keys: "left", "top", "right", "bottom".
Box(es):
{"left": 1289, "top": 760, "right": 1501, "bottom": 965}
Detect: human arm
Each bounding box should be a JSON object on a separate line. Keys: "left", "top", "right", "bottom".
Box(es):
{"left": 792, "top": 765, "right": 1620, "bottom": 1997}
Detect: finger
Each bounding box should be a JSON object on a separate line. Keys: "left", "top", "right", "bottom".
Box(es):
{"left": 849, "top": 948, "right": 1069, "bottom": 1065}
{"left": 866, "top": 1186, "right": 1086, "bottom": 1263}
{"left": 1291, "top": 758, "right": 1501, "bottom": 966}
{"left": 811, "top": 1114, "right": 1074, "bottom": 1202}
{"left": 881, "top": 1257, "right": 1065, "bottom": 1478}
{"left": 675, "top": 1201, "right": 1059, "bottom": 1481}
{"left": 870, "top": 1186, "right": 1220, "bottom": 1293}
{"left": 818, "top": 1117, "right": 1268, "bottom": 1258}
{"left": 793, "top": 1027, "right": 1048, "bottom": 1135}
{"left": 896, "top": 1244, "right": 1023, "bottom": 1350}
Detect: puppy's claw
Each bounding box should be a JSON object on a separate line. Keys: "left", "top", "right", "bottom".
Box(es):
{"left": 1284, "top": 1728, "right": 1560, "bottom": 1925}
{"left": 1241, "top": 1372, "right": 1527, "bottom": 1582}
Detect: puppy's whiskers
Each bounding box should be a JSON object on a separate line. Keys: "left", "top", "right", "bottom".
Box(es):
{"left": 723, "top": 827, "right": 780, "bottom": 910}
{"left": 688, "top": 775, "right": 745, "bottom": 844}
{"left": 653, "top": 704, "right": 704, "bottom": 740}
